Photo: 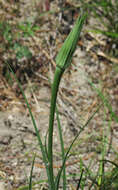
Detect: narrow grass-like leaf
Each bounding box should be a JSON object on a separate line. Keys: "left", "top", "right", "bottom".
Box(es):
{"left": 56, "top": 106, "right": 66, "bottom": 190}
{"left": 29, "top": 154, "right": 36, "bottom": 190}
{"left": 97, "top": 107, "right": 108, "bottom": 187}
{"left": 44, "top": 130, "right": 49, "bottom": 161}
{"left": 79, "top": 159, "right": 86, "bottom": 189}
{"left": 89, "top": 80, "right": 118, "bottom": 122}
{"left": 76, "top": 169, "right": 84, "bottom": 190}
{"left": 100, "top": 159, "right": 118, "bottom": 168}
{"left": 88, "top": 29, "right": 118, "bottom": 38}
{"left": 55, "top": 105, "right": 101, "bottom": 188}
{"left": 6, "top": 63, "right": 51, "bottom": 187}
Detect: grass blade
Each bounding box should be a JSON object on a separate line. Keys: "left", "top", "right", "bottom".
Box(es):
{"left": 88, "top": 29, "right": 118, "bottom": 38}
{"left": 29, "top": 154, "right": 36, "bottom": 190}
{"left": 76, "top": 169, "right": 84, "bottom": 190}
{"left": 55, "top": 105, "right": 101, "bottom": 188}
{"left": 56, "top": 106, "right": 66, "bottom": 190}
{"left": 89, "top": 80, "right": 118, "bottom": 122}
{"left": 6, "top": 63, "right": 51, "bottom": 186}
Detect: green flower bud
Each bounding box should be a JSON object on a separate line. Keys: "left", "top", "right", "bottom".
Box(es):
{"left": 56, "top": 14, "right": 86, "bottom": 70}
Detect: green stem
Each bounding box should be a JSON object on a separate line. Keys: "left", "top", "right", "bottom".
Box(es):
{"left": 48, "top": 66, "right": 63, "bottom": 189}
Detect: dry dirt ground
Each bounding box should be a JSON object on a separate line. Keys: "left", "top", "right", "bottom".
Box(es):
{"left": 0, "top": 0, "right": 118, "bottom": 190}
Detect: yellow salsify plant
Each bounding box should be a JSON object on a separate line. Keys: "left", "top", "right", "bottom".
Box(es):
{"left": 7, "top": 13, "right": 88, "bottom": 190}
{"left": 48, "top": 14, "right": 87, "bottom": 190}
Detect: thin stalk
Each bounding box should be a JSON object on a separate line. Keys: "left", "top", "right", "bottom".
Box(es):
{"left": 47, "top": 14, "right": 86, "bottom": 189}
{"left": 48, "top": 67, "right": 63, "bottom": 189}
{"left": 56, "top": 106, "right": 66, "bottom": 190}
{"left": 29, "top": 154, "right": 36, "bottom": 190}
{"left": 76, "top": 169, "right": 84, "bottom": 190}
